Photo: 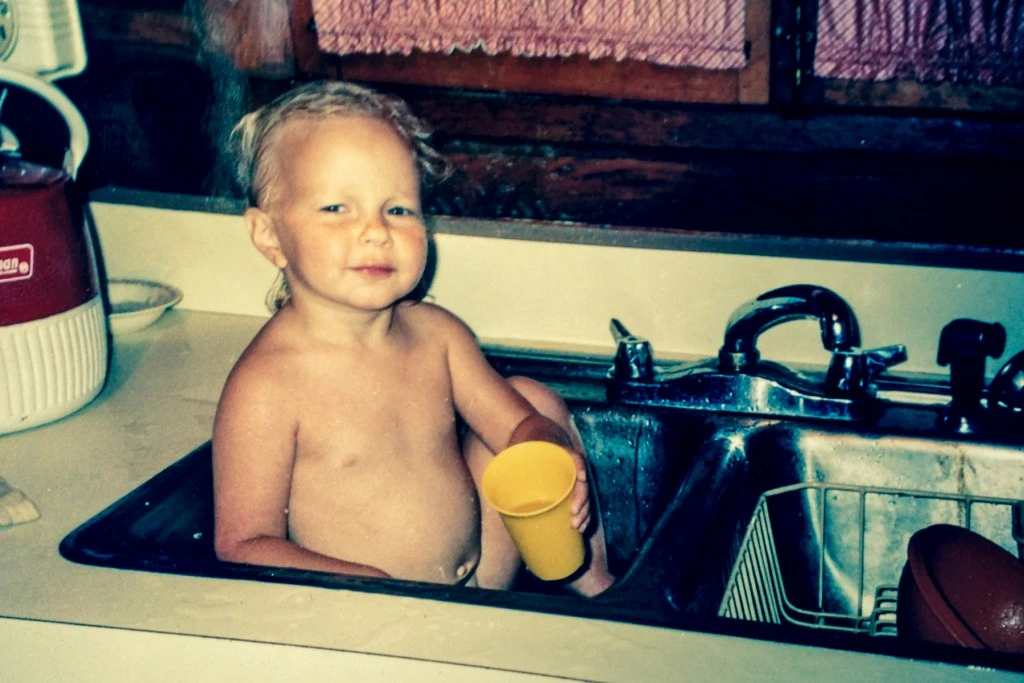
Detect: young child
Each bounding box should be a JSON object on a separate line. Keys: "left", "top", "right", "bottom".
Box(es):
{"left": 212, "top": 81, "right": 613, "bottom": 595}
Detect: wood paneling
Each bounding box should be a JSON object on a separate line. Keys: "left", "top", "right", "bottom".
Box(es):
{"left": 820, "top": 78, "right": 1024, "bottom": 114}
{"left": 66, "top": 0, "right": 1024, "bottom": 252}
{"left": 78, "top": 5, "right": 195, "bottom": 48}
{"left": 426, "top": 144, "right": 1024, "bottom": 249}
{"left": 396, "top": 88, "right": 1024, "bottom": 159}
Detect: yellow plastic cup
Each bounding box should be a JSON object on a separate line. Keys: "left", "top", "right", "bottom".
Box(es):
{"left": 481, "top": 441, "right": 585, "bottom": 581}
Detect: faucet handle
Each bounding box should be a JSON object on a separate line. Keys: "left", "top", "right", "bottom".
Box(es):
{"left": 826, "top": 344, "right": 908, "bottom": 395}
{"left": 609, "top": 318, "right": 654, "bottom": 380}
{"left": 864, "top": 344, "right": 909, "bottom": 371}
{"left": 989, "top": 349, "right": 1024, "bottom": 412}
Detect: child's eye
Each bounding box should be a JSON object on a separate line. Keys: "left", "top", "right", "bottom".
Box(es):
{"left": 387, "top": 206, "right": 417, "bottom": 216}
{"left": 321, "top": 204, "right": 346, "bottom": 213}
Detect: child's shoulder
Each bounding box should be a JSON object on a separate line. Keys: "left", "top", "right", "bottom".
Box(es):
{"left": 224, "top": 316, "right": 303, "bottom": 388}
{"left": 398, "top": 300, "right": 474, "bottom": 337}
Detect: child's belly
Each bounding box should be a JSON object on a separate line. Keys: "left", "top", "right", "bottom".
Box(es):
{"left": 287, "top": 445, "right": 482, "bottom": 584}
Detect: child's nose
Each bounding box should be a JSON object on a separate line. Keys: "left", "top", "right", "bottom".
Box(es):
{"left": 359, "top": 213, "right": 392, "bottom": 245}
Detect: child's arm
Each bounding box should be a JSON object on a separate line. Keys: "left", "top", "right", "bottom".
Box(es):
{"left": 441, "top": 310, "right": 592, "bottom": 532}
{"left": 212, "top": 357, "right": 390, "bottom": 578}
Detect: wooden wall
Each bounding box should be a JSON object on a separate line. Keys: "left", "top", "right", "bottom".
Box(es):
{"left": 54, "top": 0, "right": 1024, "bottom": 251}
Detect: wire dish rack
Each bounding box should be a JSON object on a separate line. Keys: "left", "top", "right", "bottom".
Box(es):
{"left": 718, "top": 481, "right": 1023, "bottom": 636}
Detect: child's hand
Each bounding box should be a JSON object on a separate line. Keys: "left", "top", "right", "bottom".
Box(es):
{"left": 566, "top": 449, "right": 592, "bottom": 532}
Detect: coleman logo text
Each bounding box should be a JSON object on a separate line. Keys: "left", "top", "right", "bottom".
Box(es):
{"left": 0, "top": 244, "right": 34, "bottom": 283}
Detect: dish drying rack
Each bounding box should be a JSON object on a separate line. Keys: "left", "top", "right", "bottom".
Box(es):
{"left": 718, "top": 481, "right": 1023, "bottom": 637}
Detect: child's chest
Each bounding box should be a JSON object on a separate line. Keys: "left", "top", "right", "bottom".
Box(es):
{"left": 289, "top": 343, "right": 459, "bottom": 464}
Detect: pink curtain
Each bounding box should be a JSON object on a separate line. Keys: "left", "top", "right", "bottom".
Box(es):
{"left": 311, "top": 0, "right": 748, "bottom": 70}
{"left": 815, "top": 0, "right": 1024, "bottom": 86}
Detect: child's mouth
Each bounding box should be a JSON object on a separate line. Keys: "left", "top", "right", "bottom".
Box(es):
{"left": 352, "top": 264, "right": 395, "bottom": 278}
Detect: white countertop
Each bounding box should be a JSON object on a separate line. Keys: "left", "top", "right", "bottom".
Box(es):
{"left": 3, "top": 310, "right": 1017, "bottom": 682}
{"left": 3, "top": 201, "right": 1024, "bottom": 681}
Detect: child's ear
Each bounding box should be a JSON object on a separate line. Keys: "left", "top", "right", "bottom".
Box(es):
{"left": 245, "top": 207, "right": 288, "bottom": 269}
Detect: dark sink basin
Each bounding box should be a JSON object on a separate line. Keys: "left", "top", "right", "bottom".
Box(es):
{"left": 59, "top": 347, "right": 705, "bottom": 627}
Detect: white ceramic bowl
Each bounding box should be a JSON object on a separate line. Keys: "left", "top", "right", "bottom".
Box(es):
{"left": 107, "top": 279, "right": 183, "bottom": 335}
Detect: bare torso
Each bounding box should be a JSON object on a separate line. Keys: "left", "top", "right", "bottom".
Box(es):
{"left": 243, "top": 302, "right": 481, "bottom": 583}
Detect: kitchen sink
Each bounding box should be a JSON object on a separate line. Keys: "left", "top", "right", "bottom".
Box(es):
{"left": 59, "top": 348, "right": 705, "bottom": 626}
{"left": 59, "top": 345, "right": 1024, "bottom": 672}
{"left": 622, "top": 412, "right": 1024, "bottom": 670}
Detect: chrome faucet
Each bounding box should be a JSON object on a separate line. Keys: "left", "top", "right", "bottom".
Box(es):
{"left": 607, "top": 284, "right": 907, "bottom": 420}
{"left": 718, "top": 285, "right": 906, "bottom": 397}
{"left": 718, "top": 285, "right": 860, "bottom": 373}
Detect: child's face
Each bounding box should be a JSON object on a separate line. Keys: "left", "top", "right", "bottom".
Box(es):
{"left": 251, "top": 115, "right": 428, "bottom": 314}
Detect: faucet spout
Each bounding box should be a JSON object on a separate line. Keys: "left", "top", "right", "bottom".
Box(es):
{"left": 606, "top": 286, "right": 902, "bottom": 421}
{"left": 719, "top": 285, "right": 861, "bottom": 372}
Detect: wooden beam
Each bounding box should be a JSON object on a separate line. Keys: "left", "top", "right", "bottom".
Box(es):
{"left": 738, "top": 0, "right": 771, "bottom": 104}
{"left": 821, "top": 78, "right": 1024, "bottom": 114}
{"left": 330, "top": 51, "right": 743, "bottom": 104}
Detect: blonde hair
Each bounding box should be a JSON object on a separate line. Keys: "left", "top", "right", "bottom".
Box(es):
{"left": 229, "top": 81, "right": 450, "bottom": 310}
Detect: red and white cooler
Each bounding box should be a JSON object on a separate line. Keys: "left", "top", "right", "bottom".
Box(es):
{"left": 0, "top": 66, "right": 107, "bottom": 434}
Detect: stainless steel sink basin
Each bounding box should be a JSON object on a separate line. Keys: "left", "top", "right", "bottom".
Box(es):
{"left": 623, "top": 413, "right": 1024, "bottom": 667}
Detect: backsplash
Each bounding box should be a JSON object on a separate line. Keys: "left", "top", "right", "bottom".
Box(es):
{"left": 90, "top": 201, "right": 1024, "bottom": 379}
